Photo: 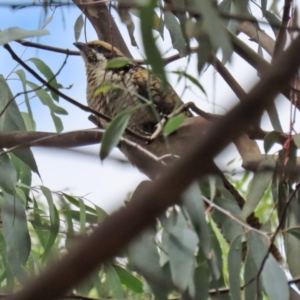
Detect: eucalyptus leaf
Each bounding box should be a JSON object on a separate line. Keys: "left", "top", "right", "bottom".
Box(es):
{"left": 106, "top": 57, "right": 131, "bottom": 69}
{"left": 163, "top": 114, "right": 185, "bottom": 136}
{"left": 74, "top": 14, "right": 84, "bottom": 42}
{"left": 0, "top": 27, "right": 49, "bottom": 45}
{"left": 0, "top": 152, "right": 17, "bottom": 192}
{"left": 104, "top": 263, "right": 124, "bottom": 299}
{"left": 100, "top": 109, "right": 132, "bottom": 161}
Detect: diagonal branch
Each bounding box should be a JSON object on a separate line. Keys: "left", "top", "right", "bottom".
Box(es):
{"left": 7, "top": 27, "right": 300, "bottom": 300}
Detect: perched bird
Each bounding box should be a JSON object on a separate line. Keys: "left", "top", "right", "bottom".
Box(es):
{"left": 75, "top": 40, "right": 282, "bottom": 262}
{"left": 73, "top": 40, "right": 191, "bottom": 141}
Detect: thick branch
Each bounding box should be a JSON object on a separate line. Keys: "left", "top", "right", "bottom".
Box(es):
{"left": 8, "top": 27, "right": 300, "bottom": 300}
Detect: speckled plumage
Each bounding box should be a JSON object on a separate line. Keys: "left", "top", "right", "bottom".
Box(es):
{"left": 74, "top": 40, "right": 190, "bottom": 136}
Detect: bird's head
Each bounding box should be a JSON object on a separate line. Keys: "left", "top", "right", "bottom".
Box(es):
{"left": 74, "top": 40, "right": 124, "bottom": 68}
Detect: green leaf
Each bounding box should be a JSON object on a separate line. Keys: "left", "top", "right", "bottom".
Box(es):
{"left": 106, "top": 57, "right": 131, "bottom": 69}
{"left": 1, "top": 192, "right": 31, "bottom": 278}
{"left": 164, "top": 11, "right": 186, "bottom": 55}
{"left": 70, "top": 210, "right": 98, "bottom": 224}
{"left": 244, "top": 249, "right": 263, "bottom": 300}
{"left": 242, "top": 158, "right": 275, "bottom": 219}
{"left": 173, "top": 70, "right": 207, "bottom": 95}
{"left": 40, "top": 186, "right": 60, "bottom": 261}
{"left": 50, "top": 112, "right": 63, "bottom": 133}
{"left": 168, "top": 225, "right": 198, "bottom": 291}
{"left": 0, "top": 27, "right": 49, "bottom": 45}
{"left": 182, "top": 182, "right": 211, "bottom": 258}
{"left": 114, "top": 264, "right": 143, "bottom": 294}
{"left": 228, "top": 235, "right": 242, "bottom": 300}
{"left": 247, "top": 231, "right": 289, "bottom": 300}
{"left": 94, "top": 83, "right": 120, "bottom": 96}
{"left": 15, "top": 70, "right": 35, "bottom": 130}
{"left": 78, "top": 198, "right": 86, "bottom": 234}
{"left": 163, "top": 113, "right": 185, "bottom": 136}
{"left": 74, "top": 14, "right": 84, "bottom": 42}
{"left": 264, "top": 10, "right": 281, "bottom": 36}
{"left": 0, "top": 152, "right": 17, "bottom": 192}
{"left": 100, "top": 109, "right": 132, "bottom": 161}
{"left": 140, "top": 0, "right": 168, "bottom": 87}
{"left": 63, "top": 193, "right": 102, "bottom": 215}
{"left": 264, "top": 131, "right": 280, "bottom": 153}
{"left": 104, "top": 263, "right": 124, "bottom": 299}
{"left": 28, "top": 58, "right": 62, "bottom": 101}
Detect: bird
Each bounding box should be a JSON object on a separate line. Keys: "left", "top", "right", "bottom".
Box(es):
{"left": 73, "top": 40, "right": 191, "bottom": 143}
{"left": 74, "top": 40, "right": 282, "bottom": 262}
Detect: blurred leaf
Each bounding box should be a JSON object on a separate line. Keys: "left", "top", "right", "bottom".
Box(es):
{"left": 197, "top": 35, "right": 212, "bottom": 73}
{"left": 100, "top": 109, "right": 132, "bottom": 161}
{"left": 114, "top": 264, "right": 143, "bottom": 293}
{"left": 0, "top": 152, "right": 17, "bottom": 192}
{"left": 1, "top": 192, "right": 31, "bottom": 278}
{"left": 182, "top": 182, "right": 211, "bottom": 258}
{"left": 26, "top": 81, "right": 67, "bottom": 115}
{"left": 168, "top": 225, "right": 198, "bottom": 291}
{"left": 228, "top": 235, "right": 242, "bottom": 300}
{"left": 50, "top": 112, "right": 63, "bottom": 133}
{"left": 242, "top": 158, "right": 275, "bottom": 219}
{"left": 0, "top": 27, "right": 49, "bottom": 45}
{"left": 28, "top": 58, "right": 62, "bottom": 101}
{"left": 267, "top": 104, "right": 282, "bottom": 131}
{"left": 247, "top": 231, "right": 289, "bottom": 300}
{"left": 164, "top": 11, "right": 186, "bottom": 55}
{"left": 264, "top": 10, "right": 281, "bottom": 36}
{"left": 244, "top": 249, "right": 263, "bottom": 300}
{"left": 219, "top": 0, "right": 232, "bottom": 27}
{"left": 74, "top": 14, "right": 84, "bottom": 42}
{"left": 140, "top": 0, "right": 168, "bottom": 87}
{"left": 70, "top": 210, "right": 98, "bottom": 224}
{"left": 94, "top": 83, "right": 120, "bottom": 96}
{"left": 163, "top": 113, "right": 185, "bottom": 136}
{"left": 63, "top": 193, "right": 101, "bottom": 215}
{"left": 173, "top": 70, "right": 207, "bottom": 95}
{"left": 104, "top": 263, "right": 124, "bottom": 299}
{"left": 193, "top": 263, "right": 209, "bottom": 300}
{"left": 78, "top": 198, "right": 86, "bottom": 234}
{"left": 128, "top": 228, "right": 169, "bottom": 299}
{"left": 191, "top": 0, "right": 233, "bottom": 65}
{"left": 21, "top": 112, "right": 35, "bottom": 131}
{"left": 40, "top": 186, "right": 60, "bottom": 261}
{"left": 261, "top": 0, "right": 267, "bottom": 14}
{"left": 15, "top": 70, "right": 36, "bottom": 130}
{"left": 106, "top": 57, "right": 131, "bottom": 69}
{"left": 264, "top": 131, "right": 280, "bottom": 153}
{"left": 117, "top": 9, "right": 137, "bottom": 46}
{"left": 31, "top": 198, "right": 46, "bottom": 248}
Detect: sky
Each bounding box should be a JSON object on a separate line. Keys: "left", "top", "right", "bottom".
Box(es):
{"left": 0, "top": 0, "right": 292, "bottom": 213}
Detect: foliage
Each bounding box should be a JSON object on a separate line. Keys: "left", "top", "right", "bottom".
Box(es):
{"left": 0, "top": 0, "right": 300, "bottom": 300}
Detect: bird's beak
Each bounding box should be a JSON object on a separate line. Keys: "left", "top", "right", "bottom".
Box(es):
{"left": 73, "top": 42, "right": 88, "bottom": 51}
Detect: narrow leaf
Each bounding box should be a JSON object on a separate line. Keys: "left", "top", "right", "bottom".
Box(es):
{"left": 74, "top": 14, "right": 84, "bottom": 42}
{"left": 104, "top": 263, "right": 124, "bottom": 299}
{"left": 0, "top": 27, "right": 49, "bottom": 45}
{"left": 106, "top": 57, "right": 131, "bottom": 69}
{"left": 100, "top": 109, "right": 132, "bottom": 161}
{"left": 163, "top": 114, "right": 185, "bottom": 136}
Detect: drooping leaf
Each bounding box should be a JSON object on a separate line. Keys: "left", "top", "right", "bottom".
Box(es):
{"left": 1, "top": 192, "right": 31, "bottom": 278}
{"left": 40, "top": 186, "right": 60, "bottom": 261}
{"left": 264, "top": 10, "right": 281, "bottom": 36}
{"left": 164, "top": 11, "right": 186, "bottom": 55}
{"left": 168, "top": 223, "right": 198, "bottom": 291}
{"left": 0, "top": 152, "right": 17, "bottom": 192}
{"left": 0, "top": 27, "right": 49, "bottom": 45}
{"left": 228, "top": 235, "right": 242, "bottom": 300}
{"left": 114, "top": 264, "right": 143, "bottom": 294}
{"left": 182, "top": 182, "right": 211, "bottom": 258}
{"left": 173, "top": 70, "right": 207, "bottom": 95}
{"left": 100, "top": 109, "right": 132, "bottom": 161}
{"left": 117, "top": 9, "right": 137, "bottom": 46}
{"left": 140, "top": 0, "right": 168, "bottom": 87}
{"left": 247, "top": 231, "right": 289, "bottom": 300}
{"left": 28, "top": 58, "right": 62, "bottom": 101}
{"left": 264, "top": 131, "right": 280, "bottom": 153}
{"left": 163, "top": 113, "right": 185, "bottom": 136}
{"left": 74, "top": 14, "right": 84, "bottom": 42}
{"left": 242, "top": 158, "right": 275, "bottom": 219}
{"left": 219, "top": 0, "right": 232, "bottom": 27}
{"left": 104, "top": 263, "right": 124, "bottom": 299}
